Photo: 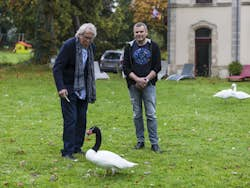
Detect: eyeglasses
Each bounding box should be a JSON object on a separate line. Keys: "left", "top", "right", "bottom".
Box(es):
{"left": 80, "top": 34, "right": 93, "bottom": 41}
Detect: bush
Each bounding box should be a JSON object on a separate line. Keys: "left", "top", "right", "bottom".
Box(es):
{"left": 228, "top": 61, "right": 242, "bottom": 75}
{"left": 95, "top": 41, "right": 115, "bottom": 60}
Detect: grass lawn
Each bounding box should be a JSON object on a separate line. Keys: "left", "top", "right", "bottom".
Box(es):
{"left": 0, "top": 51, "right": 33, "bottom": 65}
{"left": 0, "top": 62, "right": 249, "bottom": 187}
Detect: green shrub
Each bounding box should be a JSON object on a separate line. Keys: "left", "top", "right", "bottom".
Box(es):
{"left": 228, "top": 61, "right": 242, "bottom": 75}
{"left": 161, "top": 50, "right": 168, "bottom": 61}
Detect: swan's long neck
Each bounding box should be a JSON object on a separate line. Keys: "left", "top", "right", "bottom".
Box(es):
{"left": 92, "top": 128, "right": 102, "bottom": 152}
{"left": 232, "top": 84, "right": 237, "bottom": 92}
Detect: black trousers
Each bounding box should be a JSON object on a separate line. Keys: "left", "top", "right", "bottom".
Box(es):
{"left": 60, "top": 93, "right": 88, "bottom": 156}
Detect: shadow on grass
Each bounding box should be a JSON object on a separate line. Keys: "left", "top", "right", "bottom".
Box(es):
{"left": 0, "top": 62, "right": 13, "bottom": 68}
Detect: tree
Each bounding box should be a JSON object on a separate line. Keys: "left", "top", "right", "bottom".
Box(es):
{"left": 34, "top": 0, "right": 57, "bottom": 64}
{"left": 101, "top": 0, "right": 115, "bottom": 17}
{"left": 1, "top": 0, "right": 133, "bottom": 63}
{"left": 132, "top": 0, "right": 167, "bottom": 28}
{"left": 92, "top": 0, "right": 133, "bottom": 58}
{"left": 131, "top": 0, "right": 168, "bottom": 49}
{"left": 0, "top": 1, "right": 11, "bottom": 33}
{"left": 116, "top": 0, "right": 134, "bottom": 44}
{"left": 6, "top": 0, "right": 37, "bottom": 42}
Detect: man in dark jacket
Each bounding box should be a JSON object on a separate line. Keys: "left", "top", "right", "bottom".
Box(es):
{"left": 123, "top": 22, "right": 161, "bottom": 153}
{"left": 53, "top": 23, "right": 97, "bottom": 161}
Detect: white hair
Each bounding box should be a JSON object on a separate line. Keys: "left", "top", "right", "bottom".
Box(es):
{"left": 75, "top": 23, "right": 97, "bottom": 38}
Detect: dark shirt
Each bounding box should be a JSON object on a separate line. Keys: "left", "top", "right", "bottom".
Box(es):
{"left": 131, "top": 42, "right": 152, "bottom": 77}
{"left": 123, "top": 40, "right": 161, "bottom": 87}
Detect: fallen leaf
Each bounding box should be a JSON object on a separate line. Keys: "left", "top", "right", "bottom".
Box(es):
{"left": 144, "top": 171, "right": 151, "bottom": 175}
{"left": 207, "top": 138, "right": 213, "bottom": 142}
{"left": 16, "top": 149, "right": 25, "bottom": 155}
{"left": 3, "top": 181, "right": 9, "bottom": 186}
{"left": 19, "top": 160, "right": 26, "bottom": 167}
{"left": 17, "top": 182, "right": 24, "bottom": 187}
{"left": 10, "top": 138, "right": 16, "bottom": 143}
{"left": 50, "top": 174, "right": 58, "bottom": 182}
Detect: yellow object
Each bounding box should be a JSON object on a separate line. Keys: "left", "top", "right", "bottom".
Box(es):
{"left": 14, "top": 41, "right": 33, "bottom": 54}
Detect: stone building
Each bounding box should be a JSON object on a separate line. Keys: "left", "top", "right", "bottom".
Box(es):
{"left": 167, "top": 0, "right": 250, "bottom": 78}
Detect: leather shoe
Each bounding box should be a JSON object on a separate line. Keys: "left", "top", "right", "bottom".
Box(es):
{"left": 151, "top": 144, "right": 161, "bottom": 153}
{"left": 74, "top": 150, "right": 85, "bottom": 155}
{"left": 134, "top": 142, "right": 145, "bottom": 149}
{"left": 63, "top": 154, "right": 78, "bottom": 162}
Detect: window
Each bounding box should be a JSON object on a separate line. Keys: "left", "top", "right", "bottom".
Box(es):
{"left": 196, "top": 28, "right": 211, "bottom": 38}
{"left": 104, "top": 52, "right": 122, "bottom": 60}
{"left": 196, "top": 0, "right": 212, "bottom": 3}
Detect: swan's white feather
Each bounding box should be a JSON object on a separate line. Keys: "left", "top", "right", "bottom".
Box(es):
{"left": 85, "top": 126, "right": 138, "bottom": 174}
{"left": 86, "top": 149, "right": 138, "bottom": 170}
{"left": 214, "top": 83, "right": 250, "bottom": 99}
{"left": 213, "top": 89, "right": 233, "bottom": 99}
{"left": 232, "top": 91, "right": 250, "bottom": 99}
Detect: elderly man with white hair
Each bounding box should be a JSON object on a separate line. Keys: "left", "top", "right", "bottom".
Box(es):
{"left": 53, "top": 23, "right": 97, "bottom": 161}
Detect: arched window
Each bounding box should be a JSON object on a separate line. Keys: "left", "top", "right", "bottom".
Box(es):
{"left": 196, "top": 0, "right": 212, "bottom": 3}
{"left": 195, "top": 28, "right": 211, "bottom": 38}
{"left": 195, "top": 28, "right": 212, "bottom": 77}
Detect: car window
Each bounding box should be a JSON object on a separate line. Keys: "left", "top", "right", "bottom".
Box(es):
{"left": 104, "top": 52, "right": 121, "bottom": 59}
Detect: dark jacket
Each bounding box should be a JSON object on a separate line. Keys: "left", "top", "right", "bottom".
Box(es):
{"left": 123, "top": 39, "right": 161, "bottom": 88}
{"left": 53, "top": 37, "right": 95, "bottom": 95}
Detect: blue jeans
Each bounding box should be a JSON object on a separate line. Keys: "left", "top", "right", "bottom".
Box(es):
{"left": 60, "top": 93, "right": 88, "bottom": 156}
{"left": 129, "top": 84, "right": 158, "bottom": 145}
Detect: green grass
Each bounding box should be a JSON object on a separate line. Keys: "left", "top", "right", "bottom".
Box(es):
{"left": 0, "top": 51, "right": 33, "bottom": 65}
{"left": 0, "top": 63, "right": 249, "bottom": 188}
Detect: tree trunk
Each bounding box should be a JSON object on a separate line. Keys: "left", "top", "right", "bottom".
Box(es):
{"left": 34, "top": 0, "right": 57, "bottom": 64}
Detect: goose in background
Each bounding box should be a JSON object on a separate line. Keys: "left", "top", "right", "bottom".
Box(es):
{"left": 213, "top": 83, "right": 250, "bottom": 99}
{"left": 85, "top": 126, "right": 138, "bottom": 175}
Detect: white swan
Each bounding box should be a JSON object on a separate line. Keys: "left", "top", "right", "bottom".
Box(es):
{"left": 231, "top": 83, "right": 250, "bottom": 99}
{"left": 213, "top": 84, "right": 235, "bottom": 99}
{"left": 214, "top": 83, "right": 250, "bottom": 99}
{"left": 85, "top": 126, "right": 138, "bottom": 175}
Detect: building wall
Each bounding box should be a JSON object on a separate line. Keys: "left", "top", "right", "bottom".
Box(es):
{"left": 241, "top": 4, "right": 250, "bottom": 64}
{"left": 172, "top": 5, "right": 232, "bottom": 77}
{"left": 175, "top": 0, "right": 232, "bottom": 5}
{"left": 168, "top": 0, "right": 250, "bottom": 78}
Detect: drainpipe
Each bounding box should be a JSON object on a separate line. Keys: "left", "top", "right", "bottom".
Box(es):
{"left": 167, "top": 0, "right": 171, "bottom": 65}
{"left": 236, "top": 0, "right": 240, "bottom": 62}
